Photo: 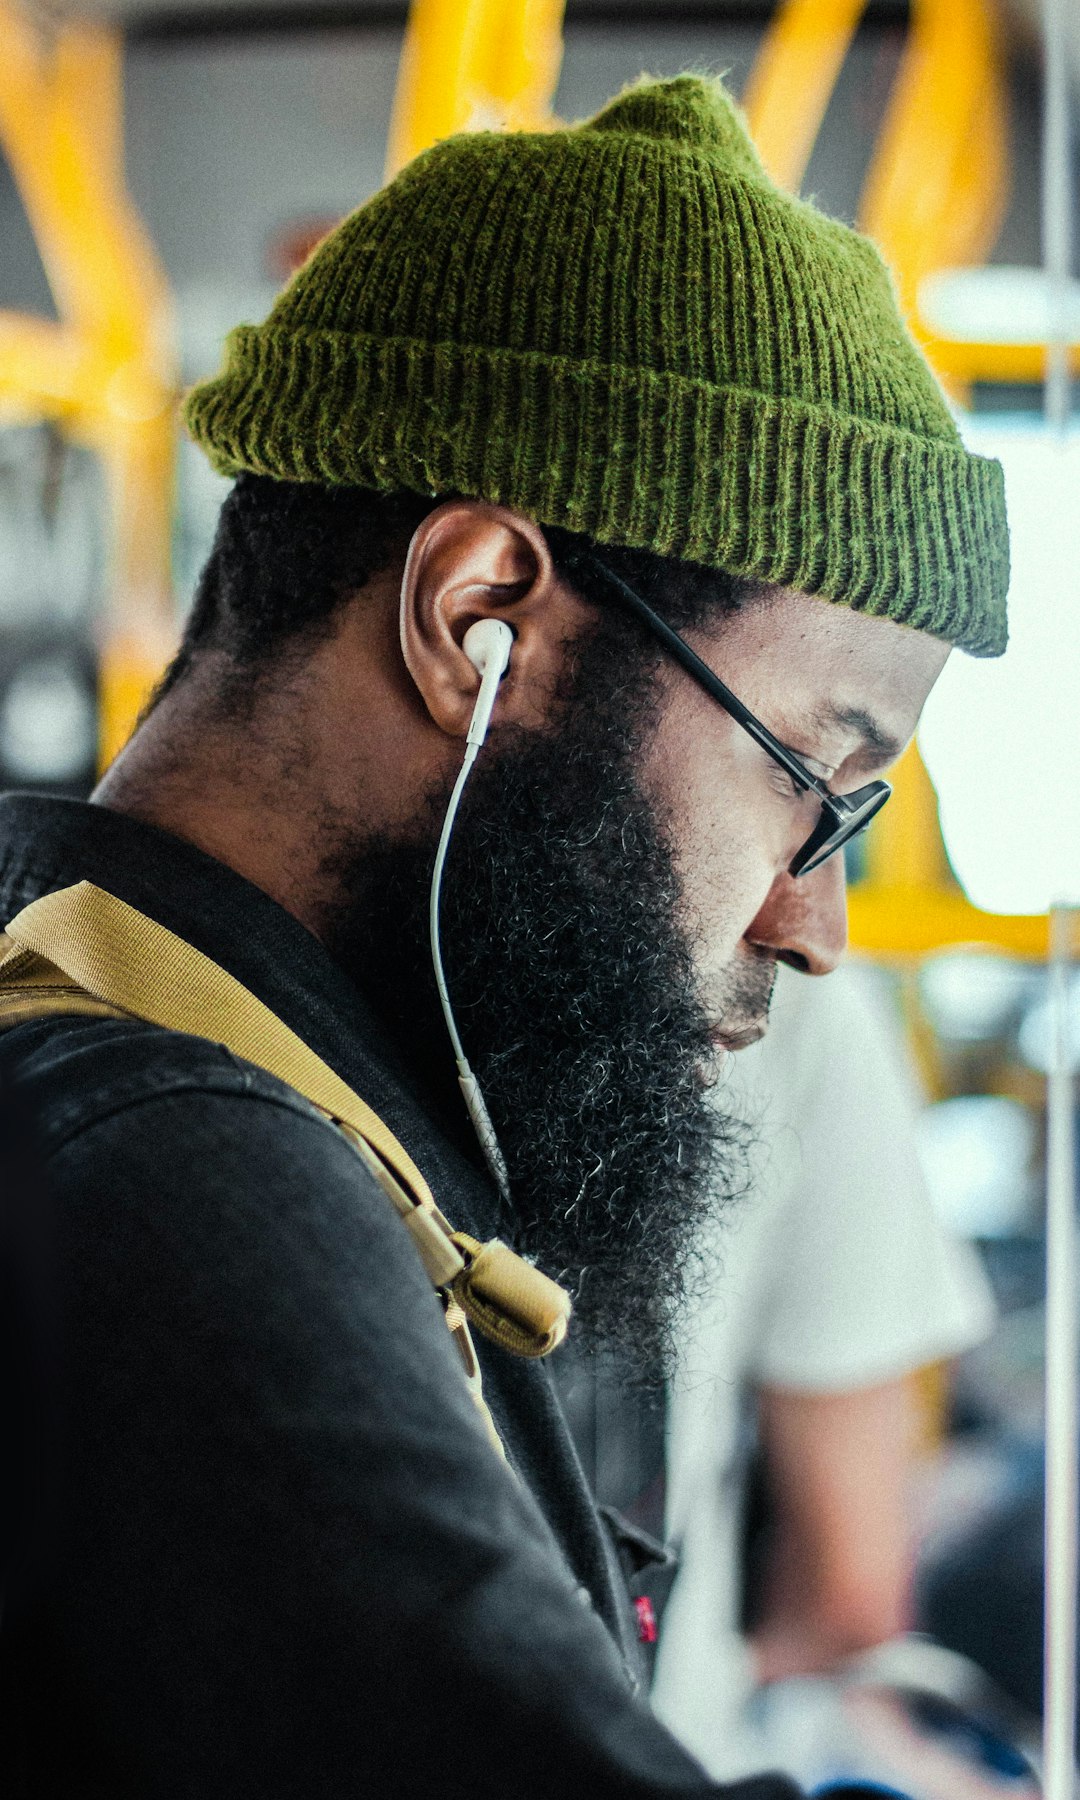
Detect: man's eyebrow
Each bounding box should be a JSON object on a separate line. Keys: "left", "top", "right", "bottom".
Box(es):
{"left": 818, "top": 702, "right": 903, "bottom": 764}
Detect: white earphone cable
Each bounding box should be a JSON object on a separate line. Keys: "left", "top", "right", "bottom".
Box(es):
{"left": 430, "top": 741, "right": 479, "bottom": 1075}
{"left": 428, "top": 628, "right": 513, "bottom": 1201}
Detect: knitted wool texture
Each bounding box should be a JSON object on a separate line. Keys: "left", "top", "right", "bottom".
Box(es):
{"left": 186, "top": 75, "right": 1009, "bottom": 656}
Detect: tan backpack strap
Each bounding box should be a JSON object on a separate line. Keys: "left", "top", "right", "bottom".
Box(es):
{"left": 4, "top": 881, "right": 433, "bottom": 1207}
{"left": 0, "top": 949, "right": 126, "bottom": 1030}
{"left": 450, "top": 1235, "right": 571, "bottom": 1360}
{"left": 0, "top": 930, "right": 462, "bottom": 1303}
{"left": 2, "top": 882, "right": 571, "bottom": 1370}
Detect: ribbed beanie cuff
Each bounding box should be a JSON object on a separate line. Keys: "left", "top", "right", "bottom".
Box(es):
{"left": 185, "top": 76, "right": 1010, "bottom": 656}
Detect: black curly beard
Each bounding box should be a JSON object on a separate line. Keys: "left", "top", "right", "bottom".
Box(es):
{"left": 320, "top": 617, "right": 762, "bottom": 1377}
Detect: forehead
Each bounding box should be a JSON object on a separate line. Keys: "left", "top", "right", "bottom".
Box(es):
{"left": 691, "top": 584, "right": 952, "bottom": 746}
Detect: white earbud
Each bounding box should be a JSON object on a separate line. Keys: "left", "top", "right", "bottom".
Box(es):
{"left": 462, "top": 619, "right": 513, "bottom": 748}
{"left": 427, "top": 614, "right": 516, "bottom": 1199}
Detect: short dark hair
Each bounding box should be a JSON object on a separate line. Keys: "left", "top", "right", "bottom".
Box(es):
{"left": 157, "top": 472, "right": 751, "bottom": 709}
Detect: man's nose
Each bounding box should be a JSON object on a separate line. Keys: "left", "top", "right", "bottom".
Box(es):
{"left": 744, "top": 854, "right": 848, "bottom": 975}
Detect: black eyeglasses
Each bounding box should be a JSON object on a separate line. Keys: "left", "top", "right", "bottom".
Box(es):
{"left": 580, "top": 555, "right": 892, "bottom": 878}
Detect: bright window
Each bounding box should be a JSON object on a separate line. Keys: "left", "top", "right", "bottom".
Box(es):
{"left": 918, "top": 417, "right": 1080, "bottom": 916}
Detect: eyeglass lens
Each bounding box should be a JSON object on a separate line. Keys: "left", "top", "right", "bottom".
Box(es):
{"left": 791, "top": 783, "right": 891, "bottom": 876}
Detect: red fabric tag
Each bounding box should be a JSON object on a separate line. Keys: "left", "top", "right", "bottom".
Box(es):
{"left": 633, "top": 1594, "right": 658, "bottom": 1645}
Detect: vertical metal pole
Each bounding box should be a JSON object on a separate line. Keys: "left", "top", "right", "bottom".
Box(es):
{"left": 1042, "top": 0, "right": 1072, "bottom": 434}
{"left": 1041, "top": 2, "right": 1077, "bottom": 1795}
{"left": 1045, "top": 907, "right": 1079, "bottom": 1800}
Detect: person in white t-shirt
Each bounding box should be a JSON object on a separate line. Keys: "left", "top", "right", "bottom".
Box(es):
{"left": 651, "top": 959, "right": 995, "bottom": 1780}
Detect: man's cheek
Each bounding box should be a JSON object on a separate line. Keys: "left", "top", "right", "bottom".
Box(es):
{"left": 677, "top": 813, "right": 776, "bottom": 962}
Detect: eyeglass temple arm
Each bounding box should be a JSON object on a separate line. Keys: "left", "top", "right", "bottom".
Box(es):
{"left": 583, "top": 556, "right": 828, "bottom": 799}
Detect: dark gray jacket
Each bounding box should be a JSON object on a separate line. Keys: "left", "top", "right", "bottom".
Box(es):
{"left": 0, "top": 794, "right": 797, "bottom": 1800}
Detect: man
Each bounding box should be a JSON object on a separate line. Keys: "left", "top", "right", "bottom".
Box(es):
{"left": 0, "top": 75, "right": 1006, "bottom": 1799}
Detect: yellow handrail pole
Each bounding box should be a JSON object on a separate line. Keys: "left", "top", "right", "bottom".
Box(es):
{"left": 859, "top": 0, "right": 1009, "bottom": 332}
{"left": 54, "top": 22, "right": 123, "bottom": 189}
{"left": 386, "top": 0, "right": 565, "bottom": 179}
{"left": 742, "top": 0, "right": 865, "bottom": 192}
{"left": 385, "top": 0, "right": 491, "bottom": 178}
{"left": 913, "top": 52, "right": 1079, "bottom": 388}
{"left": 849, "top": 887, "right": 1050, "bottom": 960}
{"left": 0, "top": 313, "right": 94, "bottom": 425}
{"left": 0, "top": 4, "right": 178, "bottom": 768}
{"left": 921, "top": 331, "right": 1080, "bottom": 388}
{"left": 0, "top": 18, "right": 169, "bottom": 374}
{"left": 474, "top": 0, "right": 565, "bottom": 132}
{"left": 863, "top": 740, "right": 952, "bottom": 893}
{"left": 851, "top": 755, "right": 1056, "bottom": 956}
{"left": 841, "top": 0, "right": 1031, "bottom": 961}
{"left": 96, "top": 402, "right": 181, "bottom": 771}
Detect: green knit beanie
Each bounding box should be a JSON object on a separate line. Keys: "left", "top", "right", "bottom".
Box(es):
{"left": 185, "top": 74, "right": 1009, "bottom": 656}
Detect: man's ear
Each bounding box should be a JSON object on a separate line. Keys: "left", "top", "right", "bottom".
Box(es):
{"left": 399, "top": 501, "right": 594, "bottom": 739}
